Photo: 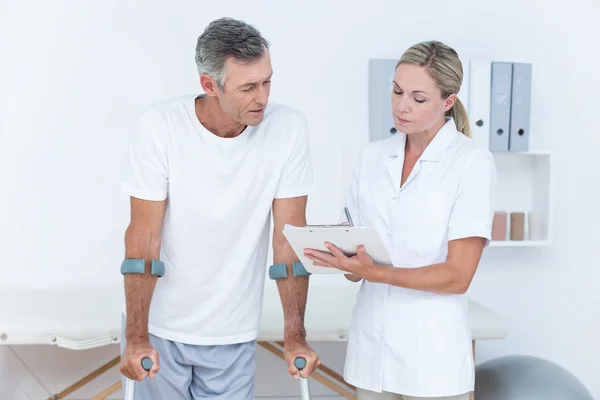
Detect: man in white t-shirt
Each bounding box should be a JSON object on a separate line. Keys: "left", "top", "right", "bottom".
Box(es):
{"left": 118, "top": 17, "right": 321, "bottom": 399}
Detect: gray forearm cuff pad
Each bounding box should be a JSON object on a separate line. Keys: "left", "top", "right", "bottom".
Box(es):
{"left": 268, "top": 261, "right": 310, "bottom": 280}
{"left": 120, "top": 259, "right": 165, "bottom": 277}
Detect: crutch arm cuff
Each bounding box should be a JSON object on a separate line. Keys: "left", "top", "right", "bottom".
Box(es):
{"left": 268, "top": 263, "right": 288, "bottom": 280}
{"left": 151, "top": 260, "right": 165, "bottom": 277}
{"left": 268, "top": 261, "right": 311, "bottom": 280}
{"left": 121, "top": 258, "right": 165, "bottom": 277}
{"left": 292, "top": 261, "right": 311, "bottom": 277}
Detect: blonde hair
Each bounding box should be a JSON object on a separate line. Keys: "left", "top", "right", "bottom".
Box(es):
{"left": 396, "top": 40, "right": 471, "bottom": 137}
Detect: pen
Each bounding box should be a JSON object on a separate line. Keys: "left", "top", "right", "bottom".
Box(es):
{"left": 344, "top": 207, "right": 354, "bottom": 227}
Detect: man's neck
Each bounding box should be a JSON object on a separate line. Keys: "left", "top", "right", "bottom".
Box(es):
{"left": 195, "top": 95, "right": 246, "bottom": 138}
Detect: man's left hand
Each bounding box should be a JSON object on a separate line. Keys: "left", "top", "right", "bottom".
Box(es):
{"left": 283, "top": 335, "right": 321, "bottom": 379}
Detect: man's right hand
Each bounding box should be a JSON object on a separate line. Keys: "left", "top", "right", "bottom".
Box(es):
{"left": 120, "top": 340, "right": 160, "bottom": 380}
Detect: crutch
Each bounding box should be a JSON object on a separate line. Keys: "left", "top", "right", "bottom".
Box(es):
{"left": 295, "top": 356, "right": 311, "bottom": 400}
{"left": 268, "top": 262, "right": 313, "bottom": 399}
{"left": 124, "top": 357, "right": 153, "bottom": 400}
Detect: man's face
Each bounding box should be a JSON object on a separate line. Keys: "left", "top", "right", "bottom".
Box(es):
{"left": 216, "top": 50, "right": 273, "bottom": 126}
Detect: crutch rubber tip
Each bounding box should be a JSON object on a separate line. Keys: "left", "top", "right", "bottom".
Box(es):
{"left": 141, "top": 357, "right": 153, "bottom": 371}
{"left": 294, "top": 357, "right": 307, "bottom": 370}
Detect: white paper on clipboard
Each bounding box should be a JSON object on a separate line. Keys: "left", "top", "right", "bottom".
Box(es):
{"left": 282, "top": 224, "right": 392, "bottom": 274}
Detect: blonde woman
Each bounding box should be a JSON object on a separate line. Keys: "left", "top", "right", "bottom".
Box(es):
{"left": 305, "top": 41, "right": 497, "bottom": 400}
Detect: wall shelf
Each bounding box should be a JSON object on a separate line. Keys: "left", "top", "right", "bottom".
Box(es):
{"left": 488, "top": 149, "right": 553, "bottom": 245}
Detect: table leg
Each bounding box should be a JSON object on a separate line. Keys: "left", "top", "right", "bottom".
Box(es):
{"left": 90, "top": 381, "right": 122, "bottom": 400}
{"left": 47, "top": 356, "right": 120, "bottom": 400}
{"left": 470, "top": 340, "right": 476, "bottom": 400}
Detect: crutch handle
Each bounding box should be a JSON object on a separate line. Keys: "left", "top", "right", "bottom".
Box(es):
{"left": 141, "top": 357, "right": 153, "bottom": 371}
{"left": 294, "top": 357, "right": 307, "bottom": 370}
{"left": 294, "top": 357, "right": 311, "bottom": 399}
{"left": 125, "top": 357, "right": 154, "bottom": 400}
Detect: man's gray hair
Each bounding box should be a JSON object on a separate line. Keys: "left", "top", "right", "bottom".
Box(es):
{"left": 195, "top": 18, "right": 269, "bottom": 90}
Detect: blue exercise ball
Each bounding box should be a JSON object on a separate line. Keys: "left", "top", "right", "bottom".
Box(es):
{"left": 475, "top": 355, "right": 593, "bottom": 400}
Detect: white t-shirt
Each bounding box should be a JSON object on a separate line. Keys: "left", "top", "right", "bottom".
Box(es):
{"left": 120, "top": 95, "right": 313, "bottom": 345}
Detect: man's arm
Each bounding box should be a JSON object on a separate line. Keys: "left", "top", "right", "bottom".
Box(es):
{"left": 120, "top": 196, "right": 166, "bottom": 380}
{"left": 272, "top": 195, "right": 320, "bottom": 377}
{"left": 272, "top": 196, "right": 308, "bottom": 339}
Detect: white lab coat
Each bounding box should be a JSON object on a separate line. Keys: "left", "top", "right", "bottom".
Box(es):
{"left": 342, "top": 118, "right": 497, "bottom": 397}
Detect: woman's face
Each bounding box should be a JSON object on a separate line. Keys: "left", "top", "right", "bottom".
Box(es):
{"left": 391, "top": 63, "right": 456, "bottom": 135}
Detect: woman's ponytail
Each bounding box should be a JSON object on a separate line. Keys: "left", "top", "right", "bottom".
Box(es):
{"left": 448, "top": 97, "right": 471, "bottom": 138}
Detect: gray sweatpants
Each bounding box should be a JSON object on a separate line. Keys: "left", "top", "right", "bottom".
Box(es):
{"left": 120, "top": 315, "right": 257, "bottom": 399}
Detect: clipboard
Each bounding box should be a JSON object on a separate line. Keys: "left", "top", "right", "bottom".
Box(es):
{"left": 282, "top": 224, "right": 392, "bottom": 274}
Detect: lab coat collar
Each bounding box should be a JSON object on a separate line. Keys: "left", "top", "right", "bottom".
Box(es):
{"left": 387, "top": 117, "right": 458, "bottom": 162}
{"left": 386, "top": 117, "right": 458, "bottom": 192}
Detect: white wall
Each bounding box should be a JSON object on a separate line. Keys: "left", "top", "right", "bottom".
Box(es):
{"left": 2, "top": 0, "right": 600, "bottom": 398}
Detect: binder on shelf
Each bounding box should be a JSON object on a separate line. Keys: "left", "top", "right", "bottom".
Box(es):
{"left": 368, "top": 58, "right": 398, "bottom": 142}
{"left": 508, "top": 62, "right": 532, "bottom": 152}
{"left": 490, "top": 62, "right": 513, "bottom": 152}
{"left": 467, "top": 60, "right": 492, "bottom": 150}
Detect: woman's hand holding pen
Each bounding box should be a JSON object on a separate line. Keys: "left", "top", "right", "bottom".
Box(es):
{"left": 304, "top": 243, "right": 383, "bottom": 283}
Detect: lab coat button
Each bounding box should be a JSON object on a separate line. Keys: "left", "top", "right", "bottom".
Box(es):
{"left": 387, "top": 231, "right": 392, "bottom": 236}
{"left": 380, "top": 332, "right": 385, "bottom": 339}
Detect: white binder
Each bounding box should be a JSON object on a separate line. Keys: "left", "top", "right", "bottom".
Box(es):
{"left": 467, "top": 60, "right": 492, "bottom": 150}
{"left": 282, "top": 225, "right": 392, "bottom": 274}
{"left": 368, "top": 58, "right": 399, "bottom": 142}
